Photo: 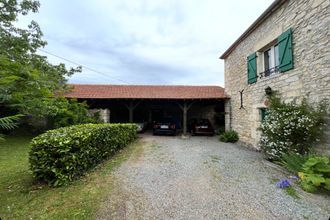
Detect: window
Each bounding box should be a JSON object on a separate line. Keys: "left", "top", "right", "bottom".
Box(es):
{"left": 274, "top": 44, "right": 279, "bottom": 67}
{"left": 263, "top": 44, "right": 279, "bottom": 77}
{"left": 264, "top": 49, "right": 271, "bottom": 73}
{"left": 247, "top": 28, "right": 293, "bottom": 83}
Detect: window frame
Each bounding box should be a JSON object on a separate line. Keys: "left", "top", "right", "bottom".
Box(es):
{"left": 262, "top": 43, "right": 279, "bottom": 77}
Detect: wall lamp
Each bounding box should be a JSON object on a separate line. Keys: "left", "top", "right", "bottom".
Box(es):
{"left": 265, "top": 86, "right": 273, "bottom": 96}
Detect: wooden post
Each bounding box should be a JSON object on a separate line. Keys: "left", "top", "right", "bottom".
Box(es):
{"left": 124, "top": 100, "right": 141, "bottom": 123}
{"left": 177, "top": 101, "right": 194, "bottom": 136}
{"left": 183, "top": 102, "right": 188, "bottom": 135}
{"left": 129, "top": 101, "right": 134, "bottom": 123}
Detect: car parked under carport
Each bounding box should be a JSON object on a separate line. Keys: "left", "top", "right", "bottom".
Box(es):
{"left": 65, "top": 84, "right": 228, "bottom": 136}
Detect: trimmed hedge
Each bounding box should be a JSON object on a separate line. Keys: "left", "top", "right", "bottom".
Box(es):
{"left": 29, "top": 123, "right": 137, "bottom": 186}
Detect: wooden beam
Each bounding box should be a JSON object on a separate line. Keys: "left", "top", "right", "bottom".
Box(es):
{"left": 177, "top": 102, "right": 183, "bottom": 111}
{"left": 183, "top": 102, "right": 188, "bottom": 136}
{"left": 177, "top": 100, "right": 194, "bottom": 111}
{"left": 132, "top": 100, "right": 141, "bottom": 110}
{"left": 123, "top": 100, "right": 142, "bottom": 123}
{"left": 177, "top": 100, "right": 195, "bottom": 136}
{"left": 128, "top": 101, "right": 134, "bottom": 123}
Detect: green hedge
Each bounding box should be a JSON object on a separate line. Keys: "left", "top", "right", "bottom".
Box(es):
{"left": 29, "top": 123, "right": 137, "bottom": 186}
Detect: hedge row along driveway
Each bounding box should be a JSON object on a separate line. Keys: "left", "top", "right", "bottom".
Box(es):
{"left": 29, "top": 123, "right": 137, "bottom": 186}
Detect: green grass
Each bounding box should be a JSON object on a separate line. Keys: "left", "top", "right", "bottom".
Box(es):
{"left": 0, "top": 134, "right": 141, "bottom": 219}
{"left": 270, "top": 178, "right": 279, "bottom": 184}
{"left": 285, "top": 186, "right": 300, "bottom": 199}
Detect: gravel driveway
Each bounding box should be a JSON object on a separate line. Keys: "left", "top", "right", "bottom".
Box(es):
{"left": 97, "top": 134, "right": 330, "bottom": 220}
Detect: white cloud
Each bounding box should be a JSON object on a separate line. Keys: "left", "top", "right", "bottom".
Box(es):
{"left": 21, "top": 0, "right": 274, "bottom": 86}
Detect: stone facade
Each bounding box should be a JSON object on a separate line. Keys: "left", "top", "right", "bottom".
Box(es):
{"left": 223, "top": 0, "right": 330, "bottom": 153}
{"left": 88, "top": 109, "right": 110, "bottom": 123}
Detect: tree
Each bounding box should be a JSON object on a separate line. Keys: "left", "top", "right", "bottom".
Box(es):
{"left": 0, "top": 0, "right": 80, "bottom": 111}
{"left": 0, "top": 0, "right": 95, "bottom": 134}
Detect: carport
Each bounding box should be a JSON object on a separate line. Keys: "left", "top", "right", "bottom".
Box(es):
{"left": 65, "top": 84, "right": 228, "bottom": 135}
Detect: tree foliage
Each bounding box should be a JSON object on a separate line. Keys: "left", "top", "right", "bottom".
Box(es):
{"left": 0, "top": 0, "right": 80, "bottom": 112}
{"left": 0, "top": 114, "right": 22, "bottom": 130}
{"left": 0, "top": 114, "right": 22, "bottom": 140}
{"left": 0, "top": 0, "right": 94, "bottom": 133}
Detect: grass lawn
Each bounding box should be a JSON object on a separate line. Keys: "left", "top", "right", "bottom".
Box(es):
{"left": 0, "top": 134, "right": 140, "bottom": 219}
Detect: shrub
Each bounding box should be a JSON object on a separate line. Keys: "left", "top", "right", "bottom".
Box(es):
{"left": 259, "top": 95, "right": 328, "bottom": 160}
{"left": 219, "top": 130, "right": 239, "bottom": 143}
{"left": 279, "top": 153, "right": 310, "bottom": 173}
{"left": 215, "top": 126, "right": 226, "bottom": 135}
{"left": 299, "top": 156, "right": 330, "bottom": 192}
{"left": 29, "top": 123, "right": 137, "bottom": 186}
{"left": 43, "top": 97, "right": 102, "bottom": 129}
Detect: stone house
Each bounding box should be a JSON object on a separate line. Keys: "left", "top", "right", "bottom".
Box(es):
{"left": 220, "top": 0, "right": 329, "bottom": 153}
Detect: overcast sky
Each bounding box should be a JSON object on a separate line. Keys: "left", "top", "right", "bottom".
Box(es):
{"left": 21, "top": 0, "right": 274, "bottom": 86}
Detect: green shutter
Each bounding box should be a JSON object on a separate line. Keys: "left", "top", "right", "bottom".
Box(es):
{"left": 278, "top": 28, "right": 293, "bottom": 72}
{"left": 247, "top": 52, "right": 257, "bottom": 84}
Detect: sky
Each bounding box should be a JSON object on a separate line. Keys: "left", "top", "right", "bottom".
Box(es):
{"left": 21, "top": 0, "right": 274, "bottom": 86}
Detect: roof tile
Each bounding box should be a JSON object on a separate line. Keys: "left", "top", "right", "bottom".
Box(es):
{"left": 65, "top": 84, "right": 227, "bottom": 99}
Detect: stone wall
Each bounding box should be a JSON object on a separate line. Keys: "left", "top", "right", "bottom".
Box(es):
{"left": 223, "top": 0, "right": 330, "bottom": 154}
{"left": 189, "top": 105, "right": 221, "bottom": 129}
{"left": 88, "top": 109, "right": 110, "bottom": 123}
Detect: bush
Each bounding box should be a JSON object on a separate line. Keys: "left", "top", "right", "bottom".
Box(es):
{"left": 215, "top": 126, "right": 226, "bottom": 135}
{"left": 29, "top": 123, "right": 137, "bottom": 186}
{"left": 47, "top": 98, "right": 102, "bottom": 129}
{"left": 299, "top": 156, "right": 330, "bottom": 192}
{"left": 219, "top": 130, "right": 239, "bottom": 143}
{"left": 279, "top": 153, "right": 310, "bottom": 173}
{"left": 259, "top": 95, "right": 328, "bottom": 160}
{"left": 42, "top": 97, "right": 102, "bottom": 129}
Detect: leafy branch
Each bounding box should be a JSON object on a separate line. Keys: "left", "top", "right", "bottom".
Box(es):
{"left": 0, "top": 114, "right": 22, "bottom": 130}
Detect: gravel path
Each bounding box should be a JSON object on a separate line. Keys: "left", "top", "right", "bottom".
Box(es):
{"left": 96, "top": 135, "right": 330, "bottom": 220}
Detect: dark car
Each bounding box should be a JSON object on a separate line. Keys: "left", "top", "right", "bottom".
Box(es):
{"left": 190, "top": 119, "right": 214, "bottom": 136}
{"left": 153, "top": 117, "right": 176, "bottom": 135}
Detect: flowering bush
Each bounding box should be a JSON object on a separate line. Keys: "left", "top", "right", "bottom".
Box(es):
{"left": 259, "top": 95, "right": 328, "bottom": 160}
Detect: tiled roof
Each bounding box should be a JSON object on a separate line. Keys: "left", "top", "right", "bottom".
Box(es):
{"left": 65, "top": 84, "right": 227, "bottom": 99}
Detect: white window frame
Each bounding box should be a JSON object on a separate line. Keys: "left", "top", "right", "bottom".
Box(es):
{"left": 262, "top": 44, "right": 279, "bottom": 77}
